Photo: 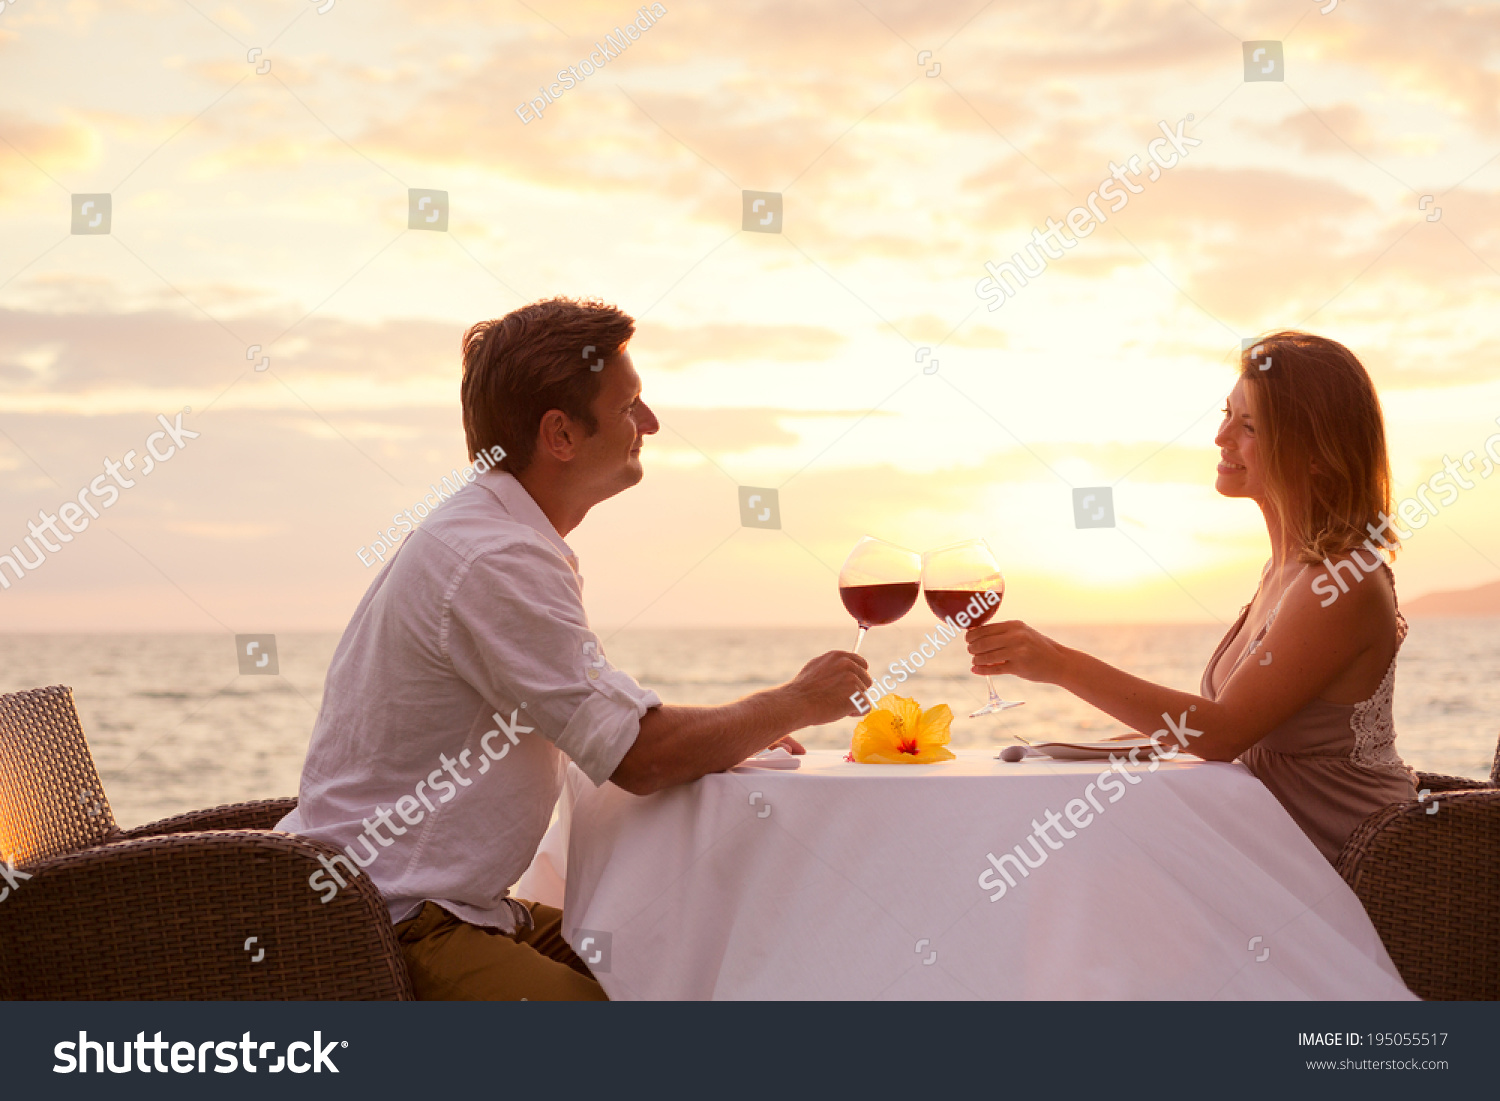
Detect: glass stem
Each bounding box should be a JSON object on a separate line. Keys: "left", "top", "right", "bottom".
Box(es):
{"left": 984, "top": 675, "right": 1002, "bottom": 706}
{"left": 853, "top": 625, "right": 868, "bottom": 654}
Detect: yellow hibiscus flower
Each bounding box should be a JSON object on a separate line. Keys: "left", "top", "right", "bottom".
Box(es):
{"left": 850, "top": 695, "right": 955, "bottom": 764}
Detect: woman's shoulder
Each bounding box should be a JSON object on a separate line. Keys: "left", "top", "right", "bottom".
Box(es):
{"left": 1277, "top": 556, "right": 1401, "bottom": 703}
{"left": 1292, "top": 553, "right": 1397, "bottom": 628}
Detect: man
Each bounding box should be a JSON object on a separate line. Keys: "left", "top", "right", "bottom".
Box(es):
{"left": 277, "top": 296, "right": 871, "bottom": 1000}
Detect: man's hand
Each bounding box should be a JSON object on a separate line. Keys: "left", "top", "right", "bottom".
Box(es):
{"left": 783, "top": 650, "right": 872, "bottom": 726}
{"left": 769, "top": 734, "right": 806, "bottom": 754}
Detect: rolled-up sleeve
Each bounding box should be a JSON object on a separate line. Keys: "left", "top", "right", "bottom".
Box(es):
{"left": 442, "top": 538, "right": 659, "bottom": 786}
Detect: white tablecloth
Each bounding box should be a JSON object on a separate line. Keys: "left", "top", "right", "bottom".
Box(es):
{"left": 514, "top": 749, "right": 1416, "bottom": 1000}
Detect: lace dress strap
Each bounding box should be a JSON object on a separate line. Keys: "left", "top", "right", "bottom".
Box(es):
{"left": 1351, "top": 562, "right": 1410, "bottom": 773}
{"left": 1386, "top": 561, "right": 1409, "bottom": 644}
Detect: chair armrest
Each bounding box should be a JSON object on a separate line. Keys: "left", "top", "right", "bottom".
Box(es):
{"left": 1415, "top": 771, "right": 1494, "bottom": 795}
{"left": 0, "top": 831, "right": 413, "bottom": 1000}
{"left": 1336, "top": 788, "right": 1500, "bottom": 1000}
{"left": 115, "top": 797, "right": 299, "bottom": 839}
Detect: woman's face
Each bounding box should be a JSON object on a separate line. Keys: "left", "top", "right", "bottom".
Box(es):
{"left": 1213, "top": 378, "right": 1265, "bottom": 500}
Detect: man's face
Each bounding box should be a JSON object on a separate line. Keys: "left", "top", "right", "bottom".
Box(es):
{"left": 572, "top": 349, "right": 659, "bottom": 500}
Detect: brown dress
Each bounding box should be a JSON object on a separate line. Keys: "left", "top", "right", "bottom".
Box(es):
{"left": 1200, "top": 563, "right": 1417, "bottom": 864}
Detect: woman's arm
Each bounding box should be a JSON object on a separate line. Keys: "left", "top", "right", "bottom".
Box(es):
{"left": 965, "top": 571, "right": 1386, "bottom": 760}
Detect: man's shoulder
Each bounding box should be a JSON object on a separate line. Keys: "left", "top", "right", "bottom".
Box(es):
{"left": 409, "top": 492, "right": 567, "bottom": 576}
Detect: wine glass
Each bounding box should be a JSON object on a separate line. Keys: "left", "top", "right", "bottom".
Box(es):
{"left": 838, "top": 536, "right": 921, "bottom": 654}
{"left": 921, "top": 538, "right": 1024, "bottom": 717}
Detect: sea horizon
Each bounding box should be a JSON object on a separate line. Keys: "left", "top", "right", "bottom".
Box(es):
{"left": 2, "top": 621, "right": 1494, "bottom": 830}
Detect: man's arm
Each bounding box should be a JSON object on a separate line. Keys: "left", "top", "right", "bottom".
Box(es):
{"left": 609, "top": 651, "right": 872, "bottom": 795}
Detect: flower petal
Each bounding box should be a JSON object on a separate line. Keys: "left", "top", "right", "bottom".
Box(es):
{"left": 880, "top": 694, "right": 924, "bottom": 732}
{"left": 916, "top": 703, "right": 954, "bottom": 747}
{"left": 850, "top": 709, "right": 902, "bottom": 762}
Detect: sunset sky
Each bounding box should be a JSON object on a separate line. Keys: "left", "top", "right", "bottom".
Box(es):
{"left": 2, "top": 0, "right": 1498, "bottom": 632}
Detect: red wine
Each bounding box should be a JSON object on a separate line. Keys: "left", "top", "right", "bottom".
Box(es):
{"left": 840, "top": 582, "right": 919, "bottom": 627}
{"left": 924, "top": 588, "right": 1002, "bottom": 626}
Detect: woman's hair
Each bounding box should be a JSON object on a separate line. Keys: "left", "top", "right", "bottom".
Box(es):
{"left": 1239, "top": 331, "right": 1395, "bottom": 565}
{"left": 461, "top": 297, "right": 635, "bottom": 473}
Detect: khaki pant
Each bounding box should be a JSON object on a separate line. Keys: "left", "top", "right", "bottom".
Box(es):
{"left": 394, "top": 900, "right": 608, "bottom": 1001}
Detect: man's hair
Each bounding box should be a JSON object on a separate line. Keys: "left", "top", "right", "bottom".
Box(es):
{"left": 1239, "top": 331, "right": 1395, "bottom": 564}
{"left": 460, "top": 297, "right": 636, "bottom": 473}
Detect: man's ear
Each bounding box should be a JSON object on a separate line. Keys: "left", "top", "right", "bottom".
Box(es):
{"left": 536, "top": 409, "right": 579, "bottom": 463}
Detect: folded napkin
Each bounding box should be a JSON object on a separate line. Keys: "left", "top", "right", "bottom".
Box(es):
{"left": 730, "top": 746, "right": 802, "bottom": 771}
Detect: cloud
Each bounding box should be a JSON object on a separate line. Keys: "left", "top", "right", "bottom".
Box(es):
{"left": 1320, "top": 3, "right": 1500, "bottom": 136}
{"left": 0, "top": 307, "right": 461, "bottom": 401}
{"left": 634, "top": 320, "right": 845, "bottom": 370}
{"left": 2, "top": 0, "right": 1497, "bottom": 632}
{"left": 0, "top": 111, "right": 96, "bottom": 199}
{"left": 1244, "top": 104, "right": 1379, "bottom": 159}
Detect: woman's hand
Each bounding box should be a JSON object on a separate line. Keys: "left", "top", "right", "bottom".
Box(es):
{"left": 966, "top": 620, "right": 1069, "bottom": 684}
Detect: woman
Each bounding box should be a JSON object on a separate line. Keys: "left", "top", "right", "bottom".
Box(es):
{"left": 968, "top": 331, "right": 1417, "bottom": 863}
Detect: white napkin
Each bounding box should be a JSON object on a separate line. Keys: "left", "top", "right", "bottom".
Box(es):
{"left": 730, "top": 746, "right": 802, "bottom": 771}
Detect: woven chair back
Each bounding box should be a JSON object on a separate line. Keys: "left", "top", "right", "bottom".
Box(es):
{"left": 0, "top": 685, "right": 117, "bottom": 866}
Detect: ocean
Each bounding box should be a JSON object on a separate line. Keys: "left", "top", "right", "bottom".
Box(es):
{"left": 1, "top": 621, "right": 1495, "bottom": 829}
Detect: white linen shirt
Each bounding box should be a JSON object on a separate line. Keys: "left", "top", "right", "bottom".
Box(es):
{"left": 276, "top": 470, "right": 659, "bottom": 932}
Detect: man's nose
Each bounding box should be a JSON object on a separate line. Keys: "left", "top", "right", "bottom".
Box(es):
{"left": 635, "top": 401, "right": 660, "bottom": 435}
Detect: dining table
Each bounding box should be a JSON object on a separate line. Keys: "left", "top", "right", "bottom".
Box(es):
{"left": 512, "top": 747, "right": 1417, "bottom": 1000}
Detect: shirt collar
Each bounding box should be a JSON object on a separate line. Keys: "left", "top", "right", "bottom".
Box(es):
{"left": 480, "top": 470, "right": 578, "bottom": 570}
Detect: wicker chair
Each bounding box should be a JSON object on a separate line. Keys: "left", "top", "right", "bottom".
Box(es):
{"left": 1414, "top": 769, "right": 1496, "bottom": 795}
{"left": 1409, "top": 728, "right": 1500, "bottom": 796}
{"left": 1336, "top": 738, "right": 1500, "bottom": 1000}
{"left": 0, "top": 684, "right": 413, "bottom": 1000}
